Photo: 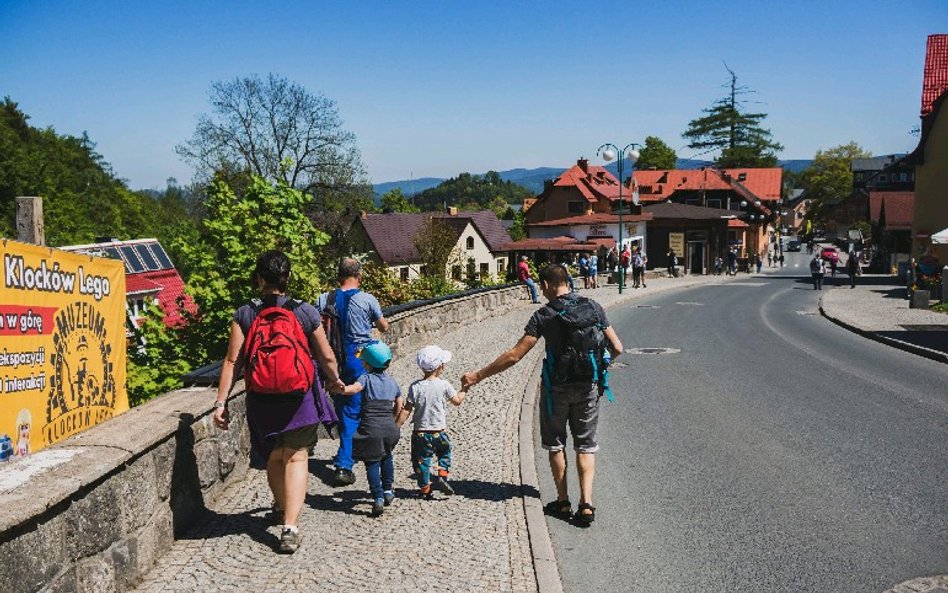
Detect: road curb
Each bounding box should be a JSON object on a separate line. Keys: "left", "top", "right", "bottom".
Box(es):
{"left": 818, "top": 298, "right": 948, "bottom": 365}
{"left": 520, "top": 353, "right": 564, "bottom": 593}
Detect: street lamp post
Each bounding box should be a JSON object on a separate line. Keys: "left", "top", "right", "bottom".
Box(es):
{"left": 598, "top": 142, "right": 641, "bottom": 293}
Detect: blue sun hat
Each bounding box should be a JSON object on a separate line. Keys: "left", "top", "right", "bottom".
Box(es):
{"left": 358, "top": 341, "right": 393, "bottom": 370}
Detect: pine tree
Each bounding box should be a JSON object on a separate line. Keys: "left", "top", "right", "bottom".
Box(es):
{"left": 682, "top": 66, "right": 783, "bottom": 168}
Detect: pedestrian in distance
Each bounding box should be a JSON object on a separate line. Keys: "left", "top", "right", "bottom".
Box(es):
{"left": 779, "top": 253, "right": 785, "bottom": 267}
{"left": 846, "top": 251, "right": 859, "bottom": 289}
{"left": 461, "top": 264, "right": 624, "bottom": 527}
{"left": 518, "top": 255, "right": 540, "bottom": 304}
{"left": 396, "top": 345, "right": 466, "bottom": 500}
{"left": 588, "top": 253, "right": 599, "bottom": 289}
{"left": 767, "top": 252, "right": 773, "bottom": 268}
{"left": 606, "top": 247, "right": 618, "bottom": 282}
{"left": 632, "top": 247, "right": 647, "bottom": 288}
{"left": 829, "top": 253, "right": 839, "bottom": 285}
{"left": 559, "top": 260, "right": 575, "bottom": 292}
{"left": 620, "top": 246, "right": 631, "bottom": 285}
{"left": 754, "top": 254, "right": 762, "bottom": 273}
{"left": 714, "top": 256, "right": 724, "bottom": 275}
{"left": 727, "top": 248, "right": 737, "bottom": 275}
{"left": 213, "top": 250, "right": 346, "bottom": 554}
{"left": 666, "top": 249, "right": 678, "bottom": 278}
{"left": 335, "top": 341, "right": 402, "bottom": 517}
{"left": 810, "top": 252, "right": 826, "bottom": 290}
{"left": 579, "top": 255, "right": 589, "bottom": 289}
{"left": 318, "top": 258, "right": 390, "bottom": 488}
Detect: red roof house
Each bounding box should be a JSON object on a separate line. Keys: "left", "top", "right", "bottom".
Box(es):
{"left": 60, "top": 239, "right": 195, "bottom": 329}
{"left": 632, "top": 167, "right": 781, "bottom": 211}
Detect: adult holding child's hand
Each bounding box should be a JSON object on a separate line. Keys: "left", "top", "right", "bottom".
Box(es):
{"left": 462, "top": 264, "right": 623, "bottom": 527}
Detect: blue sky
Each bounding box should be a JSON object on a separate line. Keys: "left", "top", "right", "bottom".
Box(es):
{"left": 2, "top": 1, "right": 945, "bottom": 189}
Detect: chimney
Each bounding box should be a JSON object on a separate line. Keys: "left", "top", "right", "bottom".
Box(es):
{"left": 543, "top": 179, "right": 554, "bottom": 191}
{"left": 446, "top": 206, "right": 458, "bottom": 216}
{"left": 577, "top": 158, "right": 589, "bottom": 173}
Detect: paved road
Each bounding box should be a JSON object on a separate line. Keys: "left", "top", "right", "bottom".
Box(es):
{"left": 539, "top": 253, "right": 948, "bottom": 592}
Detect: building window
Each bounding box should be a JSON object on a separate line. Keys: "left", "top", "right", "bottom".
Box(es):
{"left": 707, "top": 199, "right": 722, "bottom": 209}
{"left": 400, "top": 267, "right": 409, "bottom": 281}
{"left": 451, "top": 265, "right": 462, "bottom": 281}
{"left": 480, "top": 262, "right": 489, "bottom": 278}
{"left": 497, "top": 259, "right": 505, "bottom": 275}
{"left": 855, "top": 172, "right": 863, "bottom": 181}
{"left": 878, "top": 174, "right": 888, "bottom": 182}
{"left": 567, "top": 201, "right": 586, "bottom": 214}
{"left": 466, "top": 236, "right": 474, "bottom": 250}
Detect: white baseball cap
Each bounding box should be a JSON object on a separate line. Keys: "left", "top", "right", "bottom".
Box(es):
{"left": 417, "top": 345, "right": 452, "bottom": 372}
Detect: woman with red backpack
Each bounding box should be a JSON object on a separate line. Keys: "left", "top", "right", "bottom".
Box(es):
{"left": 213, "top": 250, "right": 346, "bottom": 554}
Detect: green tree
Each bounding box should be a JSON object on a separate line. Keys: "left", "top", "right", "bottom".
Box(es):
{"left": 682, "top": 67, "right": 783, "bottom": 168}
{"left": 130, "top": 175, "right": 330, "bottom": 403}
{"left": 176, "top": 74, "right": 371, "bottom": 209}
{"left": 379, "top": 188, "right": 419, "bottom": 213}
{"left": 413, "top": 171, "right": 532, "bottom": 212}
{"left": 635, "top": 135, "right": 678, "bottom": 170}
{"left": 800, "top": 142, "right": 872, "bottom": 221}
{"left": 508, "top": 209, "right": 527, "bottom": 241}
{"left": 0, "top": 97, "right": 196, "bottom": 247}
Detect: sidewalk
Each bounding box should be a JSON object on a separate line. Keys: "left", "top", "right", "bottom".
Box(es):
{"left": 819, "top": 275, "right": 948, "bottom": 364}
{"left": 131, "top": 272, "right": 728, "bottom": 593}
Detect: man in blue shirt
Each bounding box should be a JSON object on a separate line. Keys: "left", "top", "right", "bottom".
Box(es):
{"left": 318, "top": 258, "right": 390, "bottom": 486}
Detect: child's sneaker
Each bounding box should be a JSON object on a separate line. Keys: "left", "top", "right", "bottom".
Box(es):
{"left": 432, "top": 476, "right": 454, "bottom": 495}
{"left": 278, "top": 526, "right": 301, "bottom": 553}
{"left": 418, "top": 485, "right": 434, "bottom": 500}
{"left": 371, "top": 498, "right": 385, "bottom": 516}
{"left": 383, "top": 490, "right": 395, "bottom": 506}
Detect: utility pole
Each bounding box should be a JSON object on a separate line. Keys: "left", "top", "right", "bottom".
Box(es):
{"left": 15, "top": 196, "right": 45, "bottom": 245}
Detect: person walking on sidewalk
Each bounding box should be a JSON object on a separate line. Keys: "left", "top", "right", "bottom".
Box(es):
{"left": 318, "top": 258, "right": 390, "bottom": 487}
{"left": 397, "top": 345, "right": 466, "bottom": 500}
{"left": 588, "top": 253, "right": 599, "bottom": 289}
{"left": 336, "top": 342, "right": 402, "bottom": 517}
{"left": 461, "top": 264, "right": 623, "bottom": 526}
{"left": 810, "top": 253, "right": 826, "bottom": 290}
{"left": 213, "top": 250, "right": 346, "bottom": 553}
{"left": 518, "top": 255, "right": 540, "bottom": 303}
{"left": 846, "top": 251, "right": 860, "bottom": 289}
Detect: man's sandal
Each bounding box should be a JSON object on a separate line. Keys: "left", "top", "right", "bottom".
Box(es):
{"left": 543, "top": 499, "right": 572, "bottom": 520}
{"left": 574, "top": 502, "right": 596, "bottom": 526}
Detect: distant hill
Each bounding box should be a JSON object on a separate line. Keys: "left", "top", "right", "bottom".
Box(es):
{"left": 372, "top": 159, "right": 811, "bottom": 199}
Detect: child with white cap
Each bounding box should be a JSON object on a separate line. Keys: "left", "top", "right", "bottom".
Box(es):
{"left": 396, "top": 344, "right": 466, "bottom": 498}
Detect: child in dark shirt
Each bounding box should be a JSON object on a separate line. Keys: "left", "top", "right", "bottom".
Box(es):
{"left": 338, "top": 341, "right": 403, "bottom": 517}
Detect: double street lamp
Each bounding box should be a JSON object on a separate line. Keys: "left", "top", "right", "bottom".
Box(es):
{"left": 598, "top": 142, "right": 641, "bottom": 293}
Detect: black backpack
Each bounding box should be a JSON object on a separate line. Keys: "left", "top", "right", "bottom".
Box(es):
{"left": 319, "top": 290, "right": 349, "bottom": 372}
{"left": 546, "top": 297, "right": 608, "bottom": 386}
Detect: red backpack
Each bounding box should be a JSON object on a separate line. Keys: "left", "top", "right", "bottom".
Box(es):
{"left": 243, "top": 299, "right": 315, "bottom": 397}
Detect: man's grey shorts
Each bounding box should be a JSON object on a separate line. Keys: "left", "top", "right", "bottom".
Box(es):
{"left": 539, "top": 383, "right": 601, "bottom": 453}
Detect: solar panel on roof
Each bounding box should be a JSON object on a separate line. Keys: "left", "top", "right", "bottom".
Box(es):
{"left": 103, "top": 246, "right": 122, "bottom": 260}
{"left": 135, "top": 244, "right": 160, "bottom": 270}
{"left": 150, "top": 244, "right": 174, "bottom": 269}
{"left": 120, "top": 245, "right": 145, "bottom": 273}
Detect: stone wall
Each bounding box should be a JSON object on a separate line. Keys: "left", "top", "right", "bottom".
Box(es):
{"left": 0, "top": 283, "right": 528, "bottom": 593}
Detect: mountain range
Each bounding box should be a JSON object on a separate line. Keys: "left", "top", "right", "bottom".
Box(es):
{"left": 373, "top": 159, "right": 812, "bottom": 197}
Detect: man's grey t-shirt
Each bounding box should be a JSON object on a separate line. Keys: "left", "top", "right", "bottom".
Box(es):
{"left": 317, "top": 290, "right": 383, "bottom": 347}
{"left": 405, "top": 377, "right": 457, "bottom": 431}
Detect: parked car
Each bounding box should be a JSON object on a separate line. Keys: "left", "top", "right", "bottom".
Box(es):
{"left": 820, "top": 246, "right": 839, "bottom": 263}
{"left": 786, "top": 240, "right": 802, "bottom": 252}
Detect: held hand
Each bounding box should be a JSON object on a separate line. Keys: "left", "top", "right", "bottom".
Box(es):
{"left": 461, "top": 372, "right": 478, "bottom": 390}
{"left": 212, "top": 406, "right": 229, "bottom": 430}
{"left": 329, "top": 378, "right": 347, "bottom": 394}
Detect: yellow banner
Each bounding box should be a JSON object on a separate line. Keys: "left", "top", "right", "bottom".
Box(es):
{"left": 0, "top": 239, "right": 128, "bottom": 457}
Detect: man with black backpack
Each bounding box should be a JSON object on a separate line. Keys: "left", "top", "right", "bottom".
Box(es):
{"left": 461, "top": 264, "right": 623, "bottom": 526}
{"left": 317, "top": 258, "right": 390, "bottom": 486}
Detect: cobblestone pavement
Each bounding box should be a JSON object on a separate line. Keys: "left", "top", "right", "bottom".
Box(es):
{"left": 820, "top": 275, "right": 947, "bottom": 359}
{"left": 132, "top": 273, "right": 724, "bottom": 593}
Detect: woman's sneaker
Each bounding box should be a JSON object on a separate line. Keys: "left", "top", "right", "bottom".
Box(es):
{"left": 279, "top": 526, "right": 301, "bottom": 553}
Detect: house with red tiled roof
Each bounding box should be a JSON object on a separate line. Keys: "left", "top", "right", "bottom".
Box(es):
{"left": 59, "top": 238, "right": 196, "bottom": 333}
{"left": 524, "top": 159, "right": 637, "bottom": 224}
{"left": 908, "top": 34, "right": 948, "bottom": 263}
{"left": 350, "top": 210, "right": 513, "bottom": 283}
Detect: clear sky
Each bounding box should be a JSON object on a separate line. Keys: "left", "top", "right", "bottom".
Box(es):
{"left": 2, "top": 1, "right": 945, "bottom": 189}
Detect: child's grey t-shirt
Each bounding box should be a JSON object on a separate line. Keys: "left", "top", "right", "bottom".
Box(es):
{"left": 357, "top": 372, "right": 401, "bottom": 401}
{"left": 406, "top": 377, "right": 456, "bottom": 431}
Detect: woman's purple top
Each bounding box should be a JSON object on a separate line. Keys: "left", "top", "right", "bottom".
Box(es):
{"left": 233, "top": 295, "right": 326, "bottom": 460}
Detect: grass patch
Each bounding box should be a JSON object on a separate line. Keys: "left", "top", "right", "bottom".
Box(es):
{"left": 932, "top": 301, "right": 948, "bottom": 314}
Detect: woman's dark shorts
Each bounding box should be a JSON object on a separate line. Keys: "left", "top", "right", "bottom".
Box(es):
{"left": 539, "top": 383, "right": 601, "bottom": 453}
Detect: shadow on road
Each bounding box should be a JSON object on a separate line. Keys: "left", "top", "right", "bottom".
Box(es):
{"left": 176, "top": 506, "right": 278, "bottom": 550}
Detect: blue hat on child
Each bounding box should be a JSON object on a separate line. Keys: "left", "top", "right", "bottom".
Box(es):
{"left": 358, "top": 341, "right": 392, "bottom": 369}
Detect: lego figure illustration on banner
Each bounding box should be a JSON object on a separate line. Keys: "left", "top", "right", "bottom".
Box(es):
{"left": 15, "top": 408, "right": 31, "bottom": 457}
